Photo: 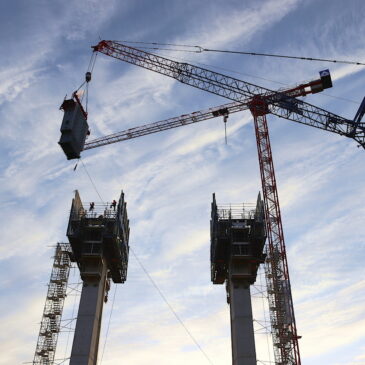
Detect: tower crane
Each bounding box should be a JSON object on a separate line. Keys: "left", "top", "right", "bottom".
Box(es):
{"left": 59, "top": 40, "right": 365, "bottom": 365}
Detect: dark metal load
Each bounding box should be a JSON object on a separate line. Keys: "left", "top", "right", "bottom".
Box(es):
{"left": 58, "top": 97, "right": 89, "bottom": 160}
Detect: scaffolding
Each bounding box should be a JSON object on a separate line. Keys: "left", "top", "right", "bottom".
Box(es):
{"left": 33, "top": 243, "right": 71, "bottom": 365}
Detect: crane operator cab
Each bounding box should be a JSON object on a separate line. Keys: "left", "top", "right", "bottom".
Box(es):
{"left": 58, "top": 93, "right": 89, "bottom": 160}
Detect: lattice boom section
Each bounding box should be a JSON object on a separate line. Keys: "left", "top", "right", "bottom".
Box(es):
{"left": 33, "top": 243, "right": 71, "bottom": 365}
{"left": 93, "top": 40, "right": 365, "bottom": 149}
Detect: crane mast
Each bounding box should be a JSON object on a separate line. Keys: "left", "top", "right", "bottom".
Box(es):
{"left": 250, "top": 105, "right": 300, "bottom": 364}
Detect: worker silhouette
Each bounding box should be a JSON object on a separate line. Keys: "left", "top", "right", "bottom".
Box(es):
{"left": 110, "top": 200, "right": 117, "bottom": 211}
{"left": 89, "top": 202, "right": 95, "bottom": 211}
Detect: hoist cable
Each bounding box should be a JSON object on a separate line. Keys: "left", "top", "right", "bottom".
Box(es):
{"left": 76, "top": 162, "right": 213, "bottom": 364}
{"left": 164, "top": 54, "right": 361, "bottom": 105}
{"left": 113, "top": 41, "right": 362, "bottom": 104}
{"left": 114, "top": 40, "right": 200, "bottom": 49}
{"left": 125, "top": 46, "right": 201, "bottom": 53}
{"left": 87, "top": 52, "right": 97, "bottom": 113}
{"left": 86, "top": 83, "right": 89, "bottom": 113}
{"left": 79, "top": 158, "right": 105, "bottom": 203}
{"left": 117, "top": 40, "right": 365, "bottom": 66}
{"left": 259, "top": 266, "right": 272, "bottom": 364}
{"left": 75, "top": 80, "right": 86, "bottom": 94}
{"left": 98, "top": 285, "right": 118, "bottom": 364}
{"left": 87, "top": 51, "right": 98, "bottom": 73}
{"left": 75, "top": 51, "right": 98, "bottom": 107}
{"left": 202, "top": 48, "right": 365, "bottom": 66}
{"left": 130, "top": 247, "right": 214, "bottom": 365}
{"left": 63, "top": 269, "right": 81, "bottom": 361}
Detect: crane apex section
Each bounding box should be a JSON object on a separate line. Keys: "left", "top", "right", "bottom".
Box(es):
{"left": 58, "top": 97, "right": 89, "bottom": 160}
{"left": 66, "top": 190, "right": 130, "bottom": 283}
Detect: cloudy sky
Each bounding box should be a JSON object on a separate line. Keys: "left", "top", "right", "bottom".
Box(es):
{"left": 0, "top": 0, "right": 364, "bottom": 364}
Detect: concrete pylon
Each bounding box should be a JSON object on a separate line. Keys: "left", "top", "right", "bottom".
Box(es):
{"left": 70, "top": 261, "right": 107, "bottom": 365}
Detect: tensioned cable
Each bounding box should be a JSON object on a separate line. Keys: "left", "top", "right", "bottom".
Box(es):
{"left": 77, "top": 52, "right": 98, "bottom": 91}
{"left": 130, "top": 247, "right": 214, "bottom": 365}
{"left": 78, "top": 163, "right": 213, "bottom": 364}
{"left": 63, "top": 272, "right": 81, "bottom": 360}
{"left": 116, "top": 40, "right": 365, "bottom": 66}
{"left": 80, "top": 158, "right": 105, "bottom": 203}
{"left": 86, "top": 52, "right": 98, "bottom": 113}
{"left": 54, "top": 358, "right": 71, "bottom": 365}
{"left": 259, "top": 266, "right": 272, "bottom": 364}
{"left": 76, "top": 154, "right": 116, "bottom": 365}
{"left": 115, "top": 40, "right": 199, "bottom": 49}
{"left": 87, "top": 51, "right": 98, "bottom": 73}
{"left": 107, "top": 40, "right": 360, "bottom": 104}
{"left": 163, "top": 53, "right": 361, "bottom": 105}
{"left": 202, "top": 47, "right": 365, "bottom": 66}
{"left": 98, "top": 285, "right": 118, "bottom": 364}
{"left": 64, "top": 282, "right": 79, "bottom": 357}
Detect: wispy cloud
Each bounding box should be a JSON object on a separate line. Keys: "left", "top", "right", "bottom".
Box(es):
{"left": 1, "top": 1, "right": 364, "bottom": 365}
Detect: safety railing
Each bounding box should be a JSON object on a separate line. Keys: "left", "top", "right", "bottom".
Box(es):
{"left": 217, "top": 203, "right": 256, "bottom": 220}
{"left": 71, "top": 202, "right": 118, "bottom": 220}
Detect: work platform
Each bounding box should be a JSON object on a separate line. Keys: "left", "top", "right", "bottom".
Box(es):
{"left": 66, "top": 190, "right": 130, "bottom": 365}
{"left": 210, "top": 193, "right": 266, "bottom": 365}
{"left": 210, "top": 193, "right": 266, "bottom": 286}
{"left": 67, "top": 191, "right": 129, "bottom": 283}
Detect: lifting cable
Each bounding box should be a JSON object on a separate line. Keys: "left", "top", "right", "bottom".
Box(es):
{"left": 74, "top": 51, "right": 98, "bottom": 113}
{"left": 63, "top": 269, "right": 82, "bottom": 361}
{"left": 79, "top": 158, "right": 105, "bottom": 203}
{"left": 85, "top": 52, "right": 98, "bottom": 113}
{"left": 74, "top": 161, "right": 117, "bottom": 365}
{"left": 258, "top": 265, "right": 273, "bottom": 364}
{"left": 130, "top": 247, "right": 214, "bottom": 365}
{"left": 114, "top": 41, "right": 361, "bottom": 104}
{"left": 77, "top": 163, "right": 213, "bottom": 365}
{"left": 98, "top": 285, "right": 118, "bottom": 364}
{"left": 162, "top": 53, "right": 361, "bottom": 105}
{"left": 116, "top": 40, "right": 365, "bottom": 66}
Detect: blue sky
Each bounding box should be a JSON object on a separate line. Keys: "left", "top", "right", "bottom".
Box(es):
{"left": 0, "top": 0, "right": 364, "bottom": 364}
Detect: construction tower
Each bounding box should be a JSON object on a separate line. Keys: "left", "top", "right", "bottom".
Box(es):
{"left": 66, "top": 190, "right": 130, "bottom": 365}
{"left": 33, "top": 243, "right": 72, "bottom": 365}
{"left": 210, "top": 193, "right": 266, "bottom": 365}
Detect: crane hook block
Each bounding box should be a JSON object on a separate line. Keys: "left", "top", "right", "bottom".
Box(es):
{"left": 58, "top": 98, "right": 89, "bottom": 160}
{"left": 85, "top": 72, "right": 91, "bottom": 83}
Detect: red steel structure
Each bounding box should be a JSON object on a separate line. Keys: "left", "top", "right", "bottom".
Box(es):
{"left": 74, "top": 40, "right": 364, "bottom": 364}
{"left": 250, "top": 98, "right": 300, "bottom": 363}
